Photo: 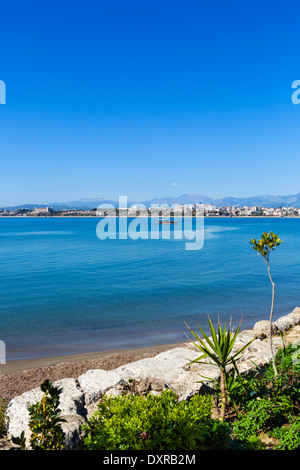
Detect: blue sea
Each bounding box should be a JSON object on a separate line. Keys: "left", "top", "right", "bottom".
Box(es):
{"left": 0, "top": 216, "right": 299, "bottom": 360}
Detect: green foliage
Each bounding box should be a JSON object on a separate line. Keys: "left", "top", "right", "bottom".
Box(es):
{"left": 0, "top": 398, "right": 7, "bottom": 437}
{"left": 230, "top": 435, "right": 267, "bottom": 450}
{"left": 263, "top": 344, "right": 300, "bottom": 401}
{"left": 271, "top": 417, "right": 300, "bottom": 450}
{"left": 232, "top": 396, "right": 294, "bottom": 439}
{"left": 82, "top": 390, "right": 231, "bottom": 450}
{"left": 229, "top": 343, "right": 300, "bottom": 450}
{"left": 234, "top": 344, "right": 300, "bottom": 404}
{"left": 237, "top": 343, "right": 300, "bottom": 409}
{"left": 250, "top": 231, "right": 283, "bottom": 262}
{"left": 82, "top": 343, "right": 300, "bottom": 452}
{"left": 205, "top": 418, "right": 232, "bottom": 450}
{"left": 186, "top": 316, "right": 254, "bottom": 372}
{"left": 22, "top": 379, "right": 66, "bottom": 450}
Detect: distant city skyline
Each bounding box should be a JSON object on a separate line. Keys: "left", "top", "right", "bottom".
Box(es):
{"left": 1, "top": 1, "right": 300, "bottom": 206}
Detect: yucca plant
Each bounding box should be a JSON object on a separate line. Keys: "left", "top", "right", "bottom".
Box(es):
{"left": 186, "top": 317, "right": 254, "bottom": 421}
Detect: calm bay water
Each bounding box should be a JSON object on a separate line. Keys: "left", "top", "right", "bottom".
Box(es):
{"left": 0, "top": 216, "right": 299, "bottom": 360}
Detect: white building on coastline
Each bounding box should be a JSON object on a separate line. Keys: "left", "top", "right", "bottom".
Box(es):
{"left": 34, "top": 207, "right": 53, "bottom": 214}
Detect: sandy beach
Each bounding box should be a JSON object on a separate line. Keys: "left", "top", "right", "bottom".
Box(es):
{"left": 0, "top": 342, "right": 183, "bottom": 404}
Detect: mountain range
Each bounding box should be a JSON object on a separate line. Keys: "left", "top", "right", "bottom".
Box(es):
{"left": 2, "top": 193, "right": 300, "bottom": 210}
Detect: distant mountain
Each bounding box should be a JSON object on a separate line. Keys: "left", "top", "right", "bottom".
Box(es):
{"left": 144, "top": 193, "right": 300, "bottom": 208}
{"left": 0, "top": 197, "right": 119, "bottom": 211}
{"left": 141, "top": 194, "right": 216, "bottom": 207}
{"left": 2, "top": 192, "right": 300, "bottom": 210}
{"left": 0, "top": 203, "right": 39, "bottom": 211}
{"left": 48, "top": 197, "right": 119, "bottom": 210}
{"left": 212, "top": 193, "right": 300, "bottom": 208}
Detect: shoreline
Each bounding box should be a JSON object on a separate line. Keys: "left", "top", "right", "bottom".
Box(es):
{"left": 1, "top": 309, "right": 299, "bottom": 405}
{"left": 0, "top": 342, "right": 183, "bottom": 375}
{"left": 0, "top": 342, "right": 185, "bottom": 404}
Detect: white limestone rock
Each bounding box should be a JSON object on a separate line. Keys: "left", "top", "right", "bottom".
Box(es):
{"left": 253, "top": 320, "right": 279, "bottom": 339}
{"left": 114, "top": 347, "right": 219, "bottom": 400}
{"left": 253, "top": 308, "right": 300, "bottom": 338}
{"left": 54, "top": 378, "right": 85, "bottom": 416}
{"left": 61, "top": 414, "right": 86, "bottom": 450}
{"left": 285, "top": 325, "right": 300, "bottom": 344}
{"left": 5, "top": 388, "right": 44, "bottom": 443}
{"left": 275, "top": 311, "right": 300, "bottom": 332}
{"left": 77, "top": 369, "right": 124, "bottom": 406}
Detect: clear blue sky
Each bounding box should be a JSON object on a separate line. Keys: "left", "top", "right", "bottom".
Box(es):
{"left": 1, "top": 0, "right": 300, "bottom": 206}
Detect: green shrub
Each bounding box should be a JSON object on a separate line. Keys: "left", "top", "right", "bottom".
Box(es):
{"left": 0, "top": 398, "right": 7, "bottom": 437}
{"left": 271, "top": 345, "right": 300, "bottom": 401}
{"left": 18, "top": 379, "right": 66, "bottom": 450}
{"left": 231, "top": 395, "right": 294, "bottom": 440}
{"left": 271, "top": 418, "right": 300, "bottom": 450}
{"left": 228, "top": 343, "right": 300, "bottom": 408}
{"left": 230, "top": 435, "right": 266, "bottom": 450}
{"left": 82, "top": 390, "right": 230, "bottom": 450}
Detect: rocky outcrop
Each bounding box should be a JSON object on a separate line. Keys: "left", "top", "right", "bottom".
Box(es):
{"left": 252, "top": 309, "right": 300, "bottom": 339}
{"left": 3, "top": 308, "right": 300, "bottom": 450}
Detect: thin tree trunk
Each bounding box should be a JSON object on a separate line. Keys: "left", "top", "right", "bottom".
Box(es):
{"left": 220, "top": 369, "right": 226, "bottom": 422}
{"left": 267, "top": 262, "right": 277, "bottom": 376}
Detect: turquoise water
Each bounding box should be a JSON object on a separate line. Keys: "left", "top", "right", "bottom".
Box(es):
{"left": 0, "top": 216, "right": 299, "bottom": 360}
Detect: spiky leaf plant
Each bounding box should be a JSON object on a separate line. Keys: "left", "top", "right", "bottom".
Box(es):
{"left": 186, "top": 317, "right": 254, "bottom": 421}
